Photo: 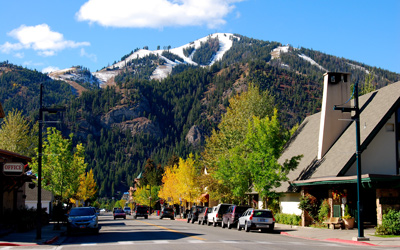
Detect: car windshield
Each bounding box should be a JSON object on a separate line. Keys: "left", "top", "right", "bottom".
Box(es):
{"left": 253, "top": 210, "right": 273, "bottom": 218}
{"left": 70, "top": 208, "right": 95, "bottom": 216}
{"left": 124, "top": 207, "right": 131, "bottom": 210}
{"left": 115, "top": 209, "right": 124, "bottom": 213}
{"left": 137, "top": 207, "right": 147, "bottom": 212}
{"left": 219, "top": 205, "right": 231, "bottom": 214}
{"left": 235, "top": 206, "right": 249, "bottom": 214}
{"left": 164, "top": 208, "right": 173, "bottom": 212}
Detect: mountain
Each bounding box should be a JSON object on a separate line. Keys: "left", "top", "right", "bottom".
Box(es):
{"left": 1, "top": 33, "right": 400, "bottom": 199}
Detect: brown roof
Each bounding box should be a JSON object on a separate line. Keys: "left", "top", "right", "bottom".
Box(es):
{"left": 0, "top": 149, "right": 31, "bottom": 162}
{"left": 277, "top": 81, "right": 400, "bottom": 192}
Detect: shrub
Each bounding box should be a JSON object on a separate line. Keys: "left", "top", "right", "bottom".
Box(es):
{"left": 299, "top": 193, "right": 319, "bottom": 221}
{"left": 318, "top": 199, "right": 330, "bottom": 222}
{"left": 275, "top": 213, "right": 301, "bottom": 226}
{"left": 376, "top": 209, "right": 400, "bottom": 235}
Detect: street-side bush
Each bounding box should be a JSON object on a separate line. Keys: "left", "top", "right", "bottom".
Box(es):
{"left": 318, "top": 199, "right": 330, "bottom": 222}
{"left": 376, "top": 209, "right": 400, "bottom": 235}
{"left": 299, "top": 193, "right": 319, "bottom": 221}
{"left": 275, "top": 213, "right": 301, "bottom": 226}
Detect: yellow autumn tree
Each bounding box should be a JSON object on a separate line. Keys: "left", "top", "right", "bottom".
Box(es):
{"left": 158, "top": 164, "right": 179, "bottom": 205}
{"left": 175, "top": 154, "right": 202, "bottom": 203}
{"left": 75, "top": 169, "right": 98, "bottom": 204}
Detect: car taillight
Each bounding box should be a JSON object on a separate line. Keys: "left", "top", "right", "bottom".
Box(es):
{"left": 272, "top": 214, "right": 276, "bottom": 222}
{"left": 249, "top": 210, "right": 254, "bottom": 221}
{"left": 147, "top": 210, "right": 149, "bottom": 214}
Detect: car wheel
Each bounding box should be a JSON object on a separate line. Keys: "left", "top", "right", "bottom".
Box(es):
{"left": 124, "top": 217, "right": 126, "bottom": 219}
{"left": 221, "top": 220, "right": 225, "bottom": 228}
{"left": 171, "top": 217, "right": 174, "bottom": 220}
{"left": 160, "top": 217, "right": 163, "bottom": 219}
{"left": 145, "top": 216, "right": 148, "bottom": 219}
{"left": 134, "top": 216, "right": 137, "bottom": 219}
{"left": 227, "top": 221, "right": 231, "bottom": 229}
{"left": 245, "top": 222, "right": 250, "bottom": 232}
{"left": 114, "top": 217, "right": 116, "bottom": 220}
{"left": 187, "top": 219, "right": 190, "bottom": 223}
{"left": 213, "top": 220, "right": 217, "bottom": 227}
{"left": 237, "top": 222, "right": 241, "bottom": 231}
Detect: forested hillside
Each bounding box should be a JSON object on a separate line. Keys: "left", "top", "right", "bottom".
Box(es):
{"left": 1, "top": 33, "right": 399, "bottom": 199}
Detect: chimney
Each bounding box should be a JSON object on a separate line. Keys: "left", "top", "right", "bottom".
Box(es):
{"left": 318, "top": 72, "right": 352, "bottom": 159}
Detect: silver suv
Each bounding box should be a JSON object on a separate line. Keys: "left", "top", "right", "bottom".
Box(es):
{"left": 207, "top": 203, "right": 233, "bottom": 227}
{"left": 237, "top": 208, "right": 275, "bottom": 232}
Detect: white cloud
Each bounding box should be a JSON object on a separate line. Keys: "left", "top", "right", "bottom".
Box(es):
{"left": 14, "top": 52, "right": 24, "bottom": 58}
{"left": 80, "top": 48, "right": 97, "bottom": 62}
{"left": 0, "top": 24, "right": 90, "bottom": 56}
{"left": 76, "top": 0, "right": 242, "bottom": 29}
{"left": 42, "top": 66, "right": 60, "bottom": 74}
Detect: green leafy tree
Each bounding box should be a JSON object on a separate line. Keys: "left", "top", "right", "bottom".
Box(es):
{"left": 202, "top": 84, "right": 274, "bottom": 201}
{"left": 0, "top": 109, "right": 37, "bottom": 157}
{"left": 31, "top": 127, "right": 87, "bottom": 203}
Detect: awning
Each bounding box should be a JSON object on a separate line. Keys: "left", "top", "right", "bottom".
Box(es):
{"left": 292, "top": 174, "right": 400, "bottom": 188}
{"left": 200, "top": 193, "right": 209, "bottom": 202}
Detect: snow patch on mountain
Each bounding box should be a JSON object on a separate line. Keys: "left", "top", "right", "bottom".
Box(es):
{"left": 93, "top": 33, "right": 238, "bottom": 84}
{"left": 298, "top": 54, "right": 327, "bottom": 72}
{"left": 346, "top": 62, "right": 370, "bottom": 74}
{"left": 271, "top": 45, "right": 290, "bottom": 59}
{"left": 49, "top": 66, "right": 99, "bottom": 86}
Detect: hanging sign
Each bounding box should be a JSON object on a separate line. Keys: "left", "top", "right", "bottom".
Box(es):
{"left": 3, "top": 162, "right": 24, "bottom": 175}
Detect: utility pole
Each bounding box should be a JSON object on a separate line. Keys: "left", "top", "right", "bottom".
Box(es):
{"left": 36, "top": 84, "right": 65, "bottom": 240}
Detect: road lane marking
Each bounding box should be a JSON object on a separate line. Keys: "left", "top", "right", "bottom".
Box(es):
{"left": 136, "top": 220, "right": 206, "bottom": 241}
{"left": 118, "top": 241, "right": 135, "bottom": 244}
{"left": 153, "top": 240, "right": 170, "bottom": 244}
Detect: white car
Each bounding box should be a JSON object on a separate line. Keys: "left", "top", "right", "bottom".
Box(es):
{"left": 206, "top": 203, "right": 233, "bottom": 227}
{"left": 237, "top": 208, "right": 275, "bottom": 232}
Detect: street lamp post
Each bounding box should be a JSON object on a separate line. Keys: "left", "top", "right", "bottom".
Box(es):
{"left": 36, "top": 84, "right": 65, "bottom": 240}
{"left": 334, "top": 81, "right": 369, "bottom": 241}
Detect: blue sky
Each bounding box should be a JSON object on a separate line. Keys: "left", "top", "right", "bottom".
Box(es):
{"left": 1, "top": 0, "right": 399, "bottom": 74}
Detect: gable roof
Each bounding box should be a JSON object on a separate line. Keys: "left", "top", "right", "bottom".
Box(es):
{"left": 277, "top": 81, "right": 400, "bottom": 193}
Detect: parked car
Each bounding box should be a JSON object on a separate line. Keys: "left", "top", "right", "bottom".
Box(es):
{"left": 66, "top": 207, "right": 99, "bottom": 235}
{"left": 207, "top": 203, "right": 233, "bottom": 227}
{"left": 124, "top": 206, "right": 132, "bottom": 215}
{"left": 237, "top": 208, "right": 275, "bottom": 232}
{"left": 133, "top": 205, "right": 149, "bottom": 219}
{"left": 159, "top": 207, "right": 174, "bottom": 220}
{"left": 113, "top": 208, "right": 126, "bottom": 220}
{"left": 197, "top": 207, "right": 211, "bottom": 225}
{"left": 187, "top": 205, "right": 204, "bottom": 224}
{"left": 221, "top": 205, "right": 251, "bottom": 229}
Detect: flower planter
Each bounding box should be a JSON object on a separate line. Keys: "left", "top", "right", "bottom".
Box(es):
{"left": 343, "top": 218, "right": 355, "bottom": 229}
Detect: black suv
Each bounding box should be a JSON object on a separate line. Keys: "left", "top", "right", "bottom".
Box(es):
{"left": 221, "top": 205, "right": 251, "bottom": 229}
{"left": 187, "top": 205, "right": 204, "bottom": 224}
{"left": 133, "top": 205, "right": 149, "bottom": 219}
{"left": 160, "top": 207, "right": 174, "bottom": 220}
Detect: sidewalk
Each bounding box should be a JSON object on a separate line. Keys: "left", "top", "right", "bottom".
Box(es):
{"left": 0, "top": 222, "right": 65, "bottom": 246}
{"left": 275, "top": 223, "right": 400, "bottom": 247}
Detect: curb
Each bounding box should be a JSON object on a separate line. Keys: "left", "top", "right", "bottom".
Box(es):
{"left": 0, "top": 242, "right": 38, "bottom": 246}
{"left": 280, "top": 231, "right": 378, "bottom": 246}
{"left": 44, "top": 235, "right": 59, "bottom": 245}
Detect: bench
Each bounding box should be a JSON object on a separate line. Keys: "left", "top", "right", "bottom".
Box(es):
{"left": 323, "top": 217, "right": 343, "bottom": 230}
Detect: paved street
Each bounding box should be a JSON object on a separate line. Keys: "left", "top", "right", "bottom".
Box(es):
{"left": 2, "top": 212, "right": 397, "bottom": 250}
